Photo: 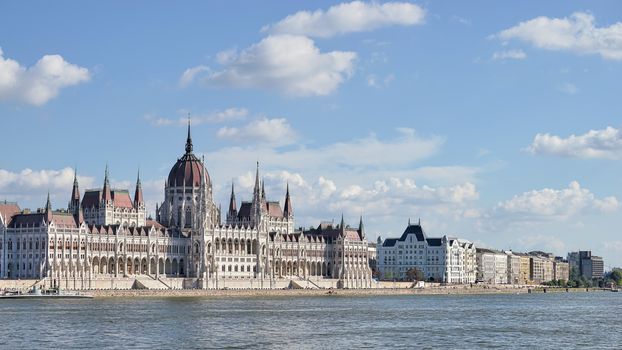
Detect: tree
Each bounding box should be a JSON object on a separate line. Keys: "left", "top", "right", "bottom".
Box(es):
{"left": 405, "top": 267, "right": 424, "bottom": 282}
{"left": 609, "top": 269, "right": 622, "bottom": 286}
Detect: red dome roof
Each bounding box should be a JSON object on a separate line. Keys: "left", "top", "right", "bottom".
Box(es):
{"left": 167, "top": 153, "right": 209, "bottom": 187}
{"left": 167, "top": 122, "right": 210, "bottom": 188}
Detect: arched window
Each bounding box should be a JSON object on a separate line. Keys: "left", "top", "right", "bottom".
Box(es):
{"left": 185, "top": 209, "right": 192, "bottom": 228}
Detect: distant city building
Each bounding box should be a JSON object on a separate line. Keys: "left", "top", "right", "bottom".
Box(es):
{"left": 504, "top": 251, "right": 521, "bottom": 284}
{"left": 377, "top": 221, "right": 476, "bottom": 284}
{"left": 553, "top": 257, "right": 569, "bottom": 282}
{"left": 528, "top": 252, "right": 555, "bottom": 284}
{"left": 476, "top": 248, "right": 507, "bottom": 284}
{"left": 368, "top": 242, "right": 377, "bottom": 276}
{"left": 568, "top": 251, "right": 604, "bottom": 280}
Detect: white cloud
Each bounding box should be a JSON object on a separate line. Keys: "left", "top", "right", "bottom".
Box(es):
{"left": 199, "top": 35, "right": 356, "bottom": 96}
{"left": 496, "top": 12, "right": 622, "bottom": 60}
{"left": 492, "top": 49, "right": 526, "bottom": 60}
{"left": 367, "top": 73, "right": 394, "bottom": 87}
{"left": 0, "top": 48, "right": 90, "bottom": 105}
{"left": 203, "top": 128, "right": 443, "bottom": 179}
{"left": 145, "top": 107, "right": 248, "bottom": 127}
{"left": 527, "top": 126, "right": 622, "bottom": 159}
{"left": 179, "top": 65, "right": 208, "bottom": 87}
{"left": 516, "top": 235, "right": 567, "bottom": 254}
{"left": 557, "top": 82, "right": 579, "bottom": 95}
{"left": 217, "top": 118, "right": 297, "bottom": 146}
{"left": 264, "top": 1, "right": 425, "bottom": 38}
{"left": 494, "top": 181, "right": 618, "bottom": 221}
{"left": 0, "top": 167, "right": 95, "bottom": 207}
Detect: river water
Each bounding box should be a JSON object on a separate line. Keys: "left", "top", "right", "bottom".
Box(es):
{"left": 1, "top": 292, "right": 620, "bottom": 349}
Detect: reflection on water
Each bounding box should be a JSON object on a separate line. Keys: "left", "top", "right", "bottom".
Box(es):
{"left": 0, "top": 292, "right": 621, "bottom": 349}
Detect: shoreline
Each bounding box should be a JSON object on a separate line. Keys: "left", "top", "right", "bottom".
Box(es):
{"left": 88, "top": 286, "right": 606, "bottom": 298}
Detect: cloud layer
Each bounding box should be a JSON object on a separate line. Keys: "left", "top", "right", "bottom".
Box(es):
{"left": 528, "top": 126, "right": 622, "bottom": 159}
{"left": 496, "top": 12, "right": 622, "bottom": 60}
{"left": 492, "top": 49, "right": 526, "bottom": 61}
{"left": 145, "top": 107, "right": 248, "bottom": 127}
{"left": 217, "top": 118, "right": 297, "bottom": 146}
{"left": 0, "top": 167, "right": 94, "bottom": 205}
{"left": 494, "top": 181, "right": 618, "bottom": 221}
{"left": 198, "top": 35, "right": 356, "bottom": 96}
{"left": 264, "top": 1, "right": 425, "bottom": 38}
{"left": 0, "top": 48, "right": 90, "bottom": 105}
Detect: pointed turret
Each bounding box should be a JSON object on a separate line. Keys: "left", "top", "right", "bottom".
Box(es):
{"left": 102, "top": 164, "right": 112, "bottom": 203}
{"left": 251, "top": 161, "right": 261, "bottom": 220}
{"left": 45, "top": 192, "right": 53, "bottom": 222}
{"left": 339, "top": 213, "right": 346, "bottom": 237}
{"left": 185, "top": 118, "right": 193, "bottom": 154}
{"left": 134, "top": 169, "right": 144, "bottom": 207}
{"left": 261, "top": 178, "right": 266, "bottom": 201}
{"left": 358, "top": 214, "right": 365, "bottom": 240}
{"left": 283, "top": 182, "right": 293, "bottom": 217}
{"left": 69, "top": 168, "right": 80, "bottom": 212}
{"left": 228, "top": 181, "right": 237, "bottom": 220}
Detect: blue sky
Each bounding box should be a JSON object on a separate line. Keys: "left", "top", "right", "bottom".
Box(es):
{"left": 1, "top": 1, "right": 622, "bottom": 267}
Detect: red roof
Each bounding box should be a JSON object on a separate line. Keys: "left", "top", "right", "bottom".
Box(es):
{"left": 81, "top": 189, "right": 135, "bottom": 209}
{"left": 167, "top": 153, "right": 210, "bottom": 187}
{"left": 50, "top": 212, "right": 79, "bottom": 228}
{"left": 266, "top": 202, "right": 283, "bottom": 218}
{"left": 112, "top": 190, "right": 133, "bottom": 208}
{"left": 0, "top": 202, "right": 20, "bottom": 223}
{"left": 146, "top": 220, "right": 165, "bottom": 229}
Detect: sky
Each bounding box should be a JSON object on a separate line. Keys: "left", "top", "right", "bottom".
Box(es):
{"left": 1, "top": 1, "right": 621, "bottom": 267}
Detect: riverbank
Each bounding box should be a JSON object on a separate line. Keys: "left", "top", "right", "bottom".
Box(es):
{"left": 89, "top": 285, "right": 607, "bottom": 298}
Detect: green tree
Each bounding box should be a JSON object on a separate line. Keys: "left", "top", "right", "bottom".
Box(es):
{"left": 405, "top": 267, "right": 424, "bottom": 282}
{"left": 609, "top": 269, "right": 622, "bottom": 286}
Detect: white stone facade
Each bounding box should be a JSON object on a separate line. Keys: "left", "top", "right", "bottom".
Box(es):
{"left": 476, "top": 248, "right": 508, "bottom": 284}
{"left": 0, "top": 126, "right": 372, "bottom": 289}
{"left": 377, "top": 222, "right": 476, "bottom": 284}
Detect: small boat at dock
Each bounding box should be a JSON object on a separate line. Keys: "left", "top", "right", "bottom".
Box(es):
{"left": 0, "top": 286, "right": 93, "bottom": 299}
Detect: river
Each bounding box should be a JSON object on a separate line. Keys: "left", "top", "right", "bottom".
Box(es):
{"left": 0, "top": 292, "right": 620, "bottom": 349}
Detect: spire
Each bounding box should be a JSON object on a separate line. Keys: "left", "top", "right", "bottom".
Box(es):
{"left": 45, "top": 191, "right": 53, "bottom": 222}
{"left": 228, "top": 181, "right": 237, "bottom": 218}
{"left": 70, "top": 167, "right": 80, "bottom": 208}
{"left": 359, "top": 214, "right": 365, "bottom": 239}
{"left": 261, "top": 178, "right": 266, "bottom": 201}
{"left": 283, "top": 182, "right": 293, "bottom": 217}
{"left": 185, "top": 117, "right": 193, "bottom": 154}
{"left": 134, "top": 168, "right": 143, "bottom": 206}
{"left": 102, "top": 164, "right": 112, "bottom": 202}
{"left": 340, "top": 213, "right": 346, "bottom": 237}
{"left": 45, "top": 191, "right": 52, "bottom": 211}
{"left": 254, "top": 161, "right": 260, "bottom": 195}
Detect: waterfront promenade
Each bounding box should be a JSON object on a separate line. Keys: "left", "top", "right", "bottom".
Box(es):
{"left": 88, "top": 285, "right": 602, "bottom": 298}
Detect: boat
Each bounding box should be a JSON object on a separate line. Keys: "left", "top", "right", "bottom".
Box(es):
{"left": 0, "top": 286, "right": 93, "bottom": 299}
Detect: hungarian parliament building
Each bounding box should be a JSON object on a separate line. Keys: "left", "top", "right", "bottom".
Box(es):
{"left": 0, "top": 125, "right": 372, "bottom": 290}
